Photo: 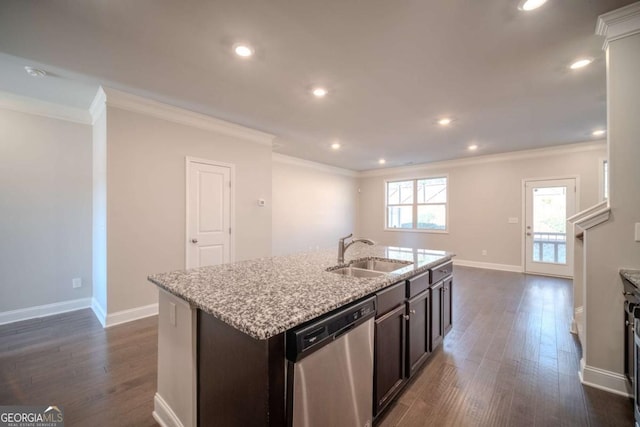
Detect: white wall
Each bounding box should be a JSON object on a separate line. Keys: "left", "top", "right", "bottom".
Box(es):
{"left": 357, "top": 142, "right": 606, "bottom": 269}
{"left": 0, "top": 108, "right": 93, "bottom": 312}
{"left": 272, "top": 154, "right": 358, "bottom": 256}
{"left": 104, "top": 96, "right": 273, "bottom": 314}
{"left": 583, "top": 27, "right": 640, "bottom": 383}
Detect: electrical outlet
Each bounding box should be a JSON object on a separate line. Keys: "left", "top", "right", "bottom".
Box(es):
{"left": 482, "top": 250, "right": 487, "bottom": 256}
{"left": 72, "top": 278, "right": 82, "bottom": 288}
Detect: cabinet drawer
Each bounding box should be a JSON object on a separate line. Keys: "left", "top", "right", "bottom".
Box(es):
{"left": 406, "top": 271, "right": 429, "bottom": 299}
{"left": 376, "top": 281, "right": 406, "bottom": 317}
{"left": 431, "top": 261, "right": 453, "bottom": 284}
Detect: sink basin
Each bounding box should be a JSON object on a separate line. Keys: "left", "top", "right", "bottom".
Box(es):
{"left": 349, "top": 258, "right": 413, "bottom": 273}
{"left": 329, "top": 267, "right": 385, "bottom": 278}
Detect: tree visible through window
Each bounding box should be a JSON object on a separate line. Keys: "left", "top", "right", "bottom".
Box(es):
{"left": 386, "top": 177, "right": 447, "bottom": 231}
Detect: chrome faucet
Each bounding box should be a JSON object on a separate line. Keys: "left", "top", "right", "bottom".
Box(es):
{"left": 337, "top": 233, "right": 375, "bottom": 263}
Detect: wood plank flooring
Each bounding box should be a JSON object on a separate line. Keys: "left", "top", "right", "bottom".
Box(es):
{"left": 378, "top": 267, "right": 634, "bottom": 427}
{"left": 0, "top": 266, "right": 634, "bottom": 426}
{"left": 0, "top": 310, "right": 157, "bottom": 426}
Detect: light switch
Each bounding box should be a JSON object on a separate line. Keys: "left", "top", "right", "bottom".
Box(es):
{"left": 635, "top": 223, "right": 640, "bottom": 242}
{"left": 508, "top": 217, "right": 519, "bottom": 224}
{"left": 169, "top": 302, "right": 177, "bottom": 326}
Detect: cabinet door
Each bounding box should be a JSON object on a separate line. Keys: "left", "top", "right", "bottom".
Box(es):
{"left": 443, "top": 277, "right": 453, "bottom": 337}
{"left": 374, "top": 304, "right": 406, "bottom": 416}
{"left": 407, "top": 290, "right": 430, "bottom": 377}
{"left": 431, "top": 281, "right": 444, "bottom": 350}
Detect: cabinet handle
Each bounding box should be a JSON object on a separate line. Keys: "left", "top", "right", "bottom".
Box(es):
{"left": 403, "top": 315, "right": 410, "bottom": 320}
{"left": 409, "top": 309, "right": 416, "bottom": 315}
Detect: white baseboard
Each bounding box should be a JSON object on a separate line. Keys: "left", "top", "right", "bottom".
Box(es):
{"left": 579, "top": 358, "right": 632, "bottom": 397}
{"left": 153, "top": 393, "right": 185, "bottom": 427}
{"left": 453, "top": 259, "right": 523, "bottom": 273}
{"left": 91, "top": 298, "right": 107, "bottom": 328}
{"left": 104, "top": 303, "right": 158, "bottom": 328}
{"left": 0, "top": 297, "right": 92, "bottom": 326}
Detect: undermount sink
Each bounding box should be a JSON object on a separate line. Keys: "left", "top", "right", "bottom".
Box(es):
{"left": 328, "top": 258, "right": 414, "bottom": 278}
{"left": 349, "top": 259, "right": 413, "bottom": 273}
{"left": 330, "top": 267, "right": 385, "bottom": 278}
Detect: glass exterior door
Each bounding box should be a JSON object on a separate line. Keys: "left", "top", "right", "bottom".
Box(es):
{"left": 524, "top": 179, "right": 576, "bottom": 277}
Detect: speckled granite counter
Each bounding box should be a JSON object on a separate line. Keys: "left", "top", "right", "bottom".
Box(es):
{"left": 621, "top": 269, "right": 640, "bottom": 288}
{"left": 148, "top": 245, "right": 453, "bottom": 340}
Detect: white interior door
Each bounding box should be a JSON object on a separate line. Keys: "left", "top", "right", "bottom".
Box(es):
{"left": 186, "top": 158, "right": 232, "bottom": 269}
{"left": 524, "top": 179, "right": 576, "bottom": 277}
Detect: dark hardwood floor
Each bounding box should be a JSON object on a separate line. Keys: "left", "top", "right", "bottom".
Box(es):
{"left": 379, "top": 267, "right": 634, "bottom": 427}
{"left": 0, "top": 266, "right": 634, "bottom": 426}
{"left": 0, "top": 309, "right": 158, "bottom": 426}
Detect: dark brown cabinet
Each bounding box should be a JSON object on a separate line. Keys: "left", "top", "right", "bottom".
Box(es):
{"left": 443, "top": 276, "right": 453, "bottom": 336}
{"left": 431, "top": 280, "right": 444, "bottom": 349}
{"left": 374, "top": 261, "right": 453, "bottom": 419}
{"left": 406, "top": 290, "right": 430, "bottom": 377}
{"left": 374, "top": 303, "right": 406, "bottom": 416}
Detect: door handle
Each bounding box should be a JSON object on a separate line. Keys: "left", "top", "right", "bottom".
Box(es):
{"left": 526, "top": 232, "right": 532, "bottom": 236}
{"left": 191, "top": 238, "right": 198, "bottom": 244}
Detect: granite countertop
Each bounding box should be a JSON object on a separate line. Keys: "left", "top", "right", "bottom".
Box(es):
{"left": 148, "top": 245, "right": 454, "bottom": 340}
{"left": 621, "top": 269, "right": 640, "bottom": 288}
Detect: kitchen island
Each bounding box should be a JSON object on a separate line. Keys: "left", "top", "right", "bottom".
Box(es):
{"left": 148, "top": 245, "right": 453, "bottom": 427}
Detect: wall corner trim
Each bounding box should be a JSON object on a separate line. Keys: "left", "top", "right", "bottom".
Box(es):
{"left": 91, "top": 298, "right": 107, "bottom": 328}
{"left": 88, "top": 87, "right": 107, "bottom": 124}
{"left": 568, "top": 200, "right": 611, "bottom": 230}
{"left": 103, "top": 303, "right": 159, "bottom": 328}
{"left": 272, "top": 153, "right": 358, "bottom": 177}
{"left": 597, "top": 3, "right": 640, "bottom": 50}
{"left": 0, "top": 90, "right": 92, "bottom": 124}
{"left": 452, "top": 259, "right": 523, "bottom": 273}
{"left": 579, "top": 358, "right": 632, "bottom": 398}
{"left": 153, "top": 393, "right": 185, "bottom": 427}
{"left": 0, "top": 298, "right": 92, "bottom": 326}
{"left": 102, "top": 87, "right": 275, "bottom": 146}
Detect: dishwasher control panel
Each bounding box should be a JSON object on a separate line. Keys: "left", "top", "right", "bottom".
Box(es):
{"left": 286, "top": 296, "right": 376, "bottom": 362}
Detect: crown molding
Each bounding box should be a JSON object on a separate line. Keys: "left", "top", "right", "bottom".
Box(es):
{"left": 88, "top": 87, "right": 107, "bottom": 124}
{"left": 102, "top": 87, "right": 275, "bottom": 146}
{"left": 0, "top": 90, "right": 92, "bottom": 124}
{"left": 597, "top": 2, "right": 640, "bottom": 50}
{"left": 272, "top": 153, "right": 358, "bottom": 177}
{"left": 358, "top": 140, "right": 606, "bottom": 178}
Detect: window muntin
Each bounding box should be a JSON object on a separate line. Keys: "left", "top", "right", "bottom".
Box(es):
{"left": 386, "top": 177, "right": 447, "bottom": 231}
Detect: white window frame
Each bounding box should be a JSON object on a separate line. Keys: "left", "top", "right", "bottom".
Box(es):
{"left": 384, "top": 175, "right": 449, "bottom": 234}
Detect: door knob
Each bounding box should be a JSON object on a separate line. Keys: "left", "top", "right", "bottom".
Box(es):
{"left": 409, "top": 309, "right": 416, "bottom": 315}
{"left": 526, "top": 232, "right": 532, "bottom": 236}
{"left": 191, "top": 238, "right": 198, "bottom": 244}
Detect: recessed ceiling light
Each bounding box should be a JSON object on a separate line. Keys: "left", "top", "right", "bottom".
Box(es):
{"left": 592, "top": 129, "right": 606, "bottom": 136}
{"left": 24, "top": 66, "right": 47, "bottom": 78}
{"left": 233, "top": 44, "right": 254, "bottom": 58}
{"left": 518, "top": 0, "right": 548, "bottom": 11}
{"left": 312, "top": 87, "right": 328, "bottom": 98}
{"left": 437, "top": 117, "right": 453, "bottom": 126}
{"left": 570, "top": 58, "right": 593, "bottom": 70}
{"left": 468, "top": 144, "right": 478, "bottom": 151}
{"left": 378, "top": 158, "right": 386, "bottom": 165}
{"left": 331, "top": 142, "right": 341, "bottom": 150}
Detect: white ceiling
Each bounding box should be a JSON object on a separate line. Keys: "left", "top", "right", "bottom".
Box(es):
{"left": 0, "top": 0, "right": 632, "bottom": 170}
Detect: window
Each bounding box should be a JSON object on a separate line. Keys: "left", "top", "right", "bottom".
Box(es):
{"left": 385, "top": 177, "right": 447, "bottom": 232}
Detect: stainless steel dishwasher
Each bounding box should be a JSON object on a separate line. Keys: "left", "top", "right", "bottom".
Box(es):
{"left": 286, "top": 296, "right": 376, "bottom": 427}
